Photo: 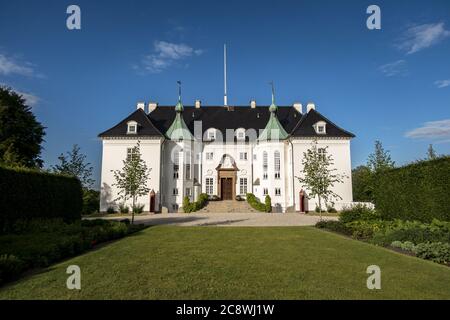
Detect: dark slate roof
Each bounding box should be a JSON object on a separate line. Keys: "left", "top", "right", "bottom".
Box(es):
{"left": 290, "top": 109, "right": 355, "bottom": 138}
{"left": 98, "top": 108, "right": 164, "bottom": 137}
{"left": 98, "top": 106, "right": 355, "bottom": 139}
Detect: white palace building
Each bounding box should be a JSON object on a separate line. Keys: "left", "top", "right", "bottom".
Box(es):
{"left": 98, "top": 87, "right": 355, "bottom": 213}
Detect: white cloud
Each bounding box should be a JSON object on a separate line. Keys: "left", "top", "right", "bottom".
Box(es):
{"left": 379, "top": 60, "right": 407, "bottom": 77}
{"left": 0, "top": 54, "right": 35, "bottom": 77}
{"left": 141, "top": 41, "right": 202, "bottom": 73}
{"left": 405, "top": 119, "right": 450, "bottom": 142}
{"left": 434, "top": 79, "right": 450, "bottom": 88}
{"left": 397, "top": 22, "right": 450, "bottom": 54}
{"left": 0, "top": 83, "right": 40, "bottom": 106}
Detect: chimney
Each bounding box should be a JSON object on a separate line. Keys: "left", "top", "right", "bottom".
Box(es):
{"left": 195, "top": 100, "right": 201, "bottom": 109}
{"left": 250, "top": 100, "right": 256, "bottom": 109}
{"left": 148, "top": 102, "right": 158, "bottom": 113}
{"left": 293, "top": 102, "right": 302, "bottom": 113}
{"left": 306, "top": 102, "right": 316, "bottom": 113}
{"left": 137, "top": 102, "right": 145, "bottom": 110}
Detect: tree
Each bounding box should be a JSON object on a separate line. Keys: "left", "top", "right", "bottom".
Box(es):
{"left": 352, "top": 165, "right": 373, "bottom": 201}
{"left": 427, "top": 144, "right": 437, "bottom": 160}
{"left": 51, "top": 144, "right": 94, "bottom": 189}
{"left": 297, "top": 139, "right": 347, "bottom": 219}
{"left": 0, "top": 86, "right": 45, "bottom": 168}
{"left": 367, "top": 140, "right": 395, "bottom": 173}
{"left": 112, "top": 141, "right": 151, "bottom": 224}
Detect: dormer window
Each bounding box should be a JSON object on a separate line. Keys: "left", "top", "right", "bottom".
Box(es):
{"left": 127, "top": 121, "right": 138, "bottom": 134}
{"left": 236, "top": 128, "right": 246, "bottom": 141}
{"left": 314, "top": 121, "right": 326, "bottom": 135}
{"left": 206, "top": 128, "right": 216, "bottom": 141}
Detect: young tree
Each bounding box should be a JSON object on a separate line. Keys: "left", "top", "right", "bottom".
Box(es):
{"left": 427, "top": 144, "right": 437, "bottom": 160}
{"left": 367, "top": 140, "right": 395, "bottom": 173}
{"left": 0, "top": 86, "right": 45, "bottom": 168}
{"left": 112, "top": 141, "right": 151, "bottom": 224}
{"left": 51, "top": 144, "right": 94, "bottom": 189}
{"left": 297, "top": 139, "right": 347, "bottom": 220}
{"left": 352, "top": 165, "right": 373, "bottom": 201}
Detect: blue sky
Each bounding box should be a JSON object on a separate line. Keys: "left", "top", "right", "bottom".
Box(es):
{"left": 1, "top": 0, "right": 449, "bottom": 189}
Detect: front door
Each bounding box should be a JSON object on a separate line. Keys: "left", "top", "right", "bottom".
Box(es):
{"left": 221, "top": 178, "right": 233, "bottom": 200}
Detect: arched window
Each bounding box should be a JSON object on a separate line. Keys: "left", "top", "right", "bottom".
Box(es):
{"left": 173, "top": 150, "right": 179, "bottom": 179}
{"left": 274, "top": 151, "right": 280, "bottom": 179}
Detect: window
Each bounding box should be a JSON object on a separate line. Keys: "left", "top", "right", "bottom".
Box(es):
{"left": 275, "top": 188, "right": 281, "bottom": 196}
{"left": 314, "top": 121, "right": 327, "bottom": 134}
{"left": 127, "top": 148, "right": 137, "bottom": 161}
{"left": 253, "top": 154, "right": 257, "bottom": 161}
{"left": 274, "top": 151, "right": 280, "bottom": 179}
{"left": 172, "top": 204, "right": 179, "bottom": 211}
{"left": 239, "top": 178, "right": 248, "bottom": 195}
{"left": 239, "top": 152, "right": 248, "bottom": 161}
{"left": 173, "top": 188, "right": 178, "bottom": 196}
{"left": 236, "top": 128, "right": 245, "bottom": 141}
{"left": 127, "top": 121, "right": 137, "bottom": 134}
{"left": 263, "top": 172, "right": 268, "bottom": 180}
{"left": 263, "top": 188, "right": 268, "bottom": 196}
{"left": 185, "top": 151, "right": 191, "bottom": 180}
{"left": 186, "top": 188, "right": 191, "bottom": 197}
{"left": 318, "top": 148, "right": 326, "bottom": 161}
{"left": 207, "top": 129, "right": 216, "bottom": 141}
{"left": 173, "top": 151, "right": 179, "bottom": 179}
{"left": 263, "top": 151, "right": 268, "bottom": 171}
{"left": 206, "top": 178, "right": 214, "bottom": 195}
{"left": 206, "top": 152, "right": 214, "bottom": 160}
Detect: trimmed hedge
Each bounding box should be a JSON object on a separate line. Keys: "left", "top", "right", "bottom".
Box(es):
{"left": 373, "top": 157, "right": 450, "bottom": 222}
{"left": 183, "top": 193, "right": 208, "bottom": 213}
{"left": 0, "top": 166, "right": 82, "bottom": 232}
{"left": 246, "top": 193, "right": 272, "bottom": 212}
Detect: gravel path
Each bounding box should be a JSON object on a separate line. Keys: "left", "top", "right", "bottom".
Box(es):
{"left": 89, "top": 212, "right": 338, "bottom": 227}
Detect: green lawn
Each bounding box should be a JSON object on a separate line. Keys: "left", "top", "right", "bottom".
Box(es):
{"left": 1, "top": 226, "right": 449, "bottom": 299}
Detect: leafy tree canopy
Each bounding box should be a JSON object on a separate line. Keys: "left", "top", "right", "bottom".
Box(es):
{"left": 0, "top": 86, "right": 45, "bottom": 168}
{"left": 367, "top": 140, "right": 395, "bottom": 173}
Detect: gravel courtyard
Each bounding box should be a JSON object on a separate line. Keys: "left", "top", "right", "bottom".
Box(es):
{"left": 91, "top": 212, "right": 337, "bottom": 227}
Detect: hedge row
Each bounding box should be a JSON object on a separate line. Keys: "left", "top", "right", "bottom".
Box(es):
{"left": 246, "top": 193, "right": 272, "bottom": 212}
{"left": 373, "top": 157, "right": 450, "bottom": 222}
{"left": 0, "top": 166, "right": 82, "bottom": 232}
{"left": 183, "top": 193, "right": 208, "bottom": 213}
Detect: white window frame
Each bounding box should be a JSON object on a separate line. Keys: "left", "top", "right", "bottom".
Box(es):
{"left": 263, "top": 188, "right": 268, "bottom": 196}
{"left": 127, "top": 121, "right": 138, "bottom": 134}
{"left": 263, "top": 151, "right": 268, "bottom": 172}
{"left": 274, "top": 151, "right": 280, "bottom": 179}
{"left": 239, "top": 178, "right": 248, "bottom": 195}
{"left": 206, "top": 152, "right": 214, "bottom": 161}
{"left": 275, "top": 188, "right": 281, "bottom": 196}
{"left": 318, "top": 148, "right": 326, "bottom": 161}
{"left": 240, "top": 152, "right": 248, "bottom": 161}
{"left": 173, "top": 188, "right": 178, "bottom": 196}
{"left": 206, "top": 178, "right": 214, "bottom": 195}
{"left": 207, "top": 129, "right": 216, "bottom": 141}
{"left": 314, "top": 121, "right": 327, "bottom": 135}
{"left": 127, "top": 147, "right": 137, "bottom": 161}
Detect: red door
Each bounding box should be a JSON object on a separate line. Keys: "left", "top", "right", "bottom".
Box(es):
{"left": 149, "top": 190, "right": 155, "bottom": 212}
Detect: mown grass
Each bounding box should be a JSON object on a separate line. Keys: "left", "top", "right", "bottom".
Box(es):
{"left": 1, "top": 226, "right": 449, "bottom": 299}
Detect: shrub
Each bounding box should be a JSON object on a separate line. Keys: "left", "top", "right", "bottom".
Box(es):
{"left": 346, "top": 219, "right": 389, "bottom": 240}
{"left": 235, "top": 195, "right": 244, "bottom": 201}
{"left": 106, "top": 206, "right": 117, "bottom": 214}
{"left": 208, "top": 195, "right": 220, "bottom": 201}
{"left": 132, "top": 204, "right": 144, "bottom": 214}
{"left": 315, "top": 220, "right": 351, "bottom": 235}
{"left": 413, "top": 242, "right": 450, "bottom": 264}
{"left": 0, "top": 166, "right": 82, "bottom": 232}
{"left": 0, "top": 254, "right": 26, "bottom": 284}
{"left": 265, "top": 195, "right": 272, "bottom": 213}
{"left": 246, "top": 193, "right": 266, "bottom": 212}
{"left": 118, "top": 203, "right": 129, "bottom": 214}
{"left": 327, "top": 206, "right": 337, "bottom": 213}
{"left": 82, "top": 189, "right": 100, "bottom": 215}
{"left": 183, "top": 193, "right": 208, "bottom": 213}
{"left": 371, "top": 219, "right": 450, "bottom": 246}
{"left": 390, "top": 241, "right": 416, "bottom": 251}
{"left": 339, "top": 203, "right": 379, "bottom": 224}
{"left": 373, "top": 156, "right": 450, "bottom": 222}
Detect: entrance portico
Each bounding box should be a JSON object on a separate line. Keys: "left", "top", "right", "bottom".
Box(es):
{"left": 216, "top": 154, "right": 238, "bottom": 201}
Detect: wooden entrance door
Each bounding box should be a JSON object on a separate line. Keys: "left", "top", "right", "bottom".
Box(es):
{"left": 221, "top": 178, "right": 233, "bottom": 200}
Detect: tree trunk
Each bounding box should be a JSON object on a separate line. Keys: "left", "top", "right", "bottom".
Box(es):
{"left": 131, "top": 196, "right": 135, "bottom": 225}
{"left": 318, "top": 196, "right": 322, "bottom": 221}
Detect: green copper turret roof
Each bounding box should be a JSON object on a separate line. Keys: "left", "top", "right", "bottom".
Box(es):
{"left": 258, "top": 83, "right": 288, "bottom": 141}
{"left": 166, "top": 82, "right": 194, "bottom": 140}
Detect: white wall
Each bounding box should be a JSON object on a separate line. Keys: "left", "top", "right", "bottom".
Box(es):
{"left": 292, "top": 138, "right": 353, "bottom": 211}
{"left": 100, "top": 138, "right": 162, "bottom": 212}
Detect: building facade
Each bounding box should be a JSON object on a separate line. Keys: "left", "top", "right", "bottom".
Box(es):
{"left": 99, "top": 97, "right": 355, "bottom": 213}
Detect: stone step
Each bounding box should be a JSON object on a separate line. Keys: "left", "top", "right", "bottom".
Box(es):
{"left": 199, "top": 200, "right": 257, "bottom": 213}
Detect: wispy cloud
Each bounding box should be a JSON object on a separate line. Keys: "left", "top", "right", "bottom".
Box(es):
{"left": 397, "top": 22, "right": 450, "bottom": 54}
{"left": 0, "top": 83, "right": 40, "bottom": 106}
{"left": 139, "top": 41, "right": 203, "bottom": 73}
{"left": 379, "top": 60, "right": 407, "bottom": 77}
{"left": 0, "top": 53, "right": 40, "bottom": 77}
{"left": 434, "top": 79, "right": 450, "bottom": 88}
{"left": 405, "top": 119, "right": 450, "bottom": 143}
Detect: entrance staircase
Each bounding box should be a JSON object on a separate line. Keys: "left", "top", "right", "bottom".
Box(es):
{"left": 199, "top": 200, "right": 257, "bottom": 213}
